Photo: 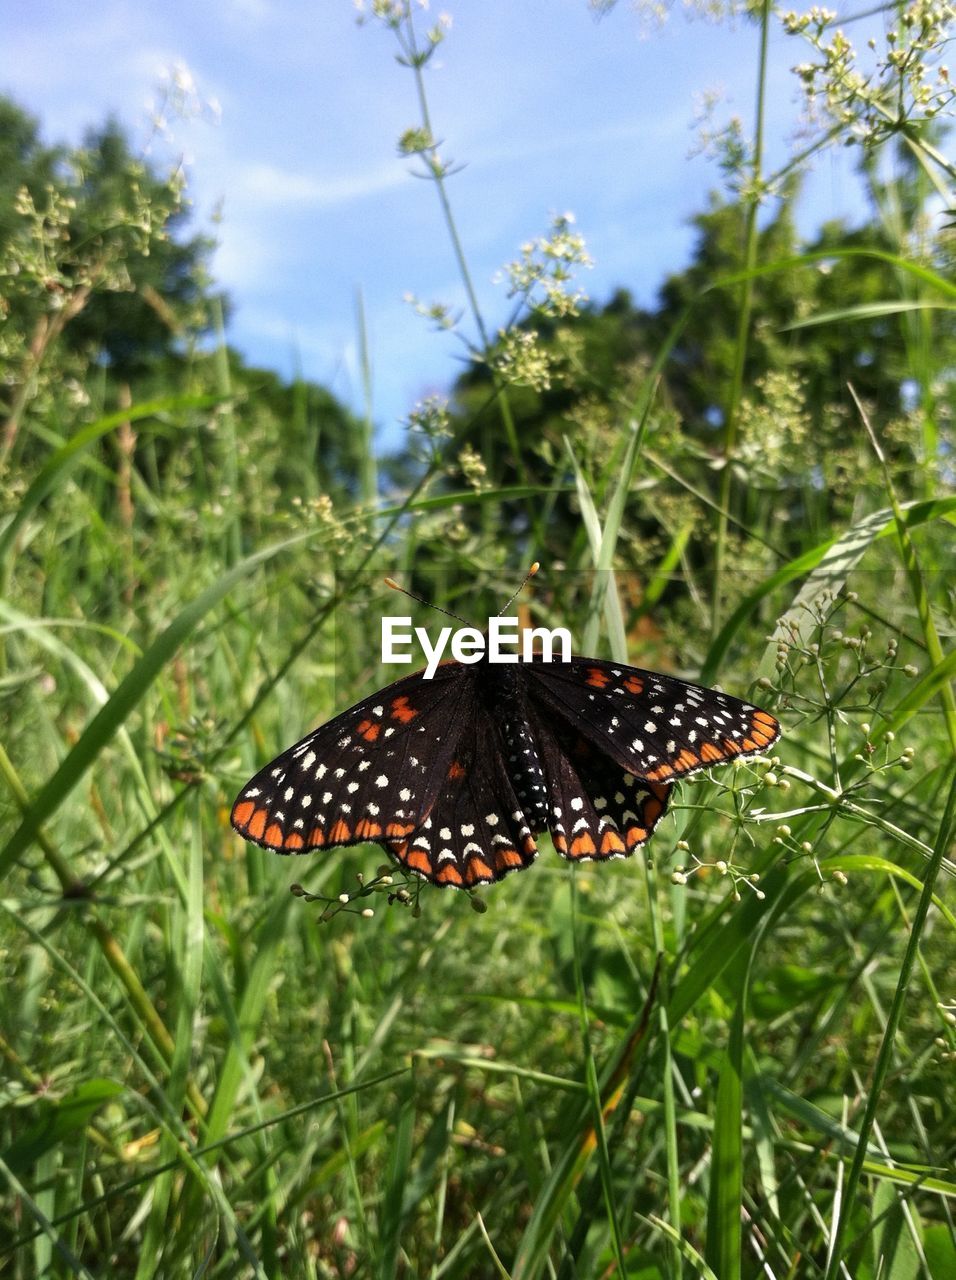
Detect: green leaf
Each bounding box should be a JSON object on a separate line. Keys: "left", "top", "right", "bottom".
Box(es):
{"left": 782, "top": 299, "right": 956, "bottom": 331}
{"left": 377, "top": 1080, "right": 417, "bottom": 1280}
{"left": 705, "top": 946, "right": 753, "bottom": 1280}
{"left": 702, "top": 497, "right": 956, "bottom": 684}
{"left": 870, "top": 1180, "right": 921, "bottom": 1280}
{"left": 2, "top": 1079, "right": 124, "bottom": 1175}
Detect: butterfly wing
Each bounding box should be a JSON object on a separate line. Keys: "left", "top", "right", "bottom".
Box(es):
{"left": 529, "top": 711, "right": 672, "bottom": 860}
{"left": 386, "top": 703, "right": 539, "bottom": 888}
{"left": 231, "top": 663, "right": 473, "bottom": 853}
{"left": 525, "top": 656, "right": 780, "bottom": 783}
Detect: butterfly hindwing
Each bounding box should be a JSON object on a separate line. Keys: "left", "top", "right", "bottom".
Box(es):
{"left": 386, "top": 704, "right": 538, "bottom": 888}
{"left": 231, "top": 663, "right": 473, "bottom": 854}
{"left": 530, "top": 710, "right": 672, "bottom": 860}
{"left": 526, "top": 656, "right": 780, "bottom": 784}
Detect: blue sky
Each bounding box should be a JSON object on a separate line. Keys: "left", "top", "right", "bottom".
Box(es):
{"left": 4, "top": 1, "right": 870, "bottom": 441}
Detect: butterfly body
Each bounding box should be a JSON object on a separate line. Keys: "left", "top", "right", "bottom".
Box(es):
{"left": 231, "top": 652, "right": 780, "bottom": 889}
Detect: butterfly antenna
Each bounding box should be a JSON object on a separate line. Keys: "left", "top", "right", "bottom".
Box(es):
{"left": 384, "top": 577, "right": 469, "bottom": 626}
{"left": 496, "top": 562, "right": 540, "bottom": 617}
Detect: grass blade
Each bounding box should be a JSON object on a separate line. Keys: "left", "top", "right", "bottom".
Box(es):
{"left": 0, "top": 528, "right": 325, "bottom": 881}
{"left": 823, "top": 771, "right": 956, "bottom": 1279}
{"left": 0, "top": 394, "right": 222, "bottom": 568}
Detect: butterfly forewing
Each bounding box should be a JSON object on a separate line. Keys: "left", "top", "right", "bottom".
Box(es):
{"left": 231, "top": 664, "right": 473, "bottom": 854}
{"left": 526, "top": 656, "right": 780, "bottom": 784}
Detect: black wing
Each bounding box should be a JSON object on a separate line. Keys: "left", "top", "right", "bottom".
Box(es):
{"left": 385, "top": 702, "right": 539, "bottom": 888}
{"left": 231, "top": 663, "right": 473, "bottom": 854}
{"left": 525, "top": 656, "right": 780, "bottom": 783}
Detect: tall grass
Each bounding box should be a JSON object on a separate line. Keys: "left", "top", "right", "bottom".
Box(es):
{"left": 2, "top": 3, "right": 955, "bottom": 1278}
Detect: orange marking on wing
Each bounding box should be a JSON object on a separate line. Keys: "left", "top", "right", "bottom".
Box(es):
{"left": 722, "top": 738, "right": 742, "bottom": 755}
{"left": 308, "top": 826, "right": 326, "bottom": 847}
{"left": 496, "top": 847, "right": 524, "bottom": 869}
{"left": 232, "top": 800, "right": 255, "bottom": 828}
{"left": 354, "top": 818, "right": 383, "bottom": 839}
{"left": 385, "top": 821, "right": 415, "bottom": 838}
{"left": 600, "top": 830, "right": 626, "bottom": 854}
{"left": 570, "top": 832, "right": 597, "bottom": 856}
{"left": 647, "top": 762, "right": 674, "bottom": 781}
{"left": 586, "top": 667, "right": 610, "bottom": 688}
{"left": 752, "top": 710, "right": 777, "bottom": 730}
{"left": 624, "top": 675, "right": 644, "bottom": 694}
{"left": 643, "top": 797, "right": 663, "bottom": 824}
{"left": 407, "top": 849, "right": 433, "bottom": 875}
{"left": 389, "top": 696, "right": 419, "bottom": 723}
{"left": 626, "top": 825, "right": 648, "bottom": 847}
{"left": 465, "top": 857, "right": 494, "bottom": 884}
{"left": 436, "top": 863, "right": 463, "bottom": 886}
{"left": 448, "top": 761, "right": 466, "bottom": 780}
{"left": 741, "top": 737, "right": 758, "bottom": 752}
{"left": 247, "top": 809, "right": 268, "bottom": 839}
{"left": 522, "top": 834, "right": 537, "bottom": 855}
{"left": 356, "top": 718, "right": 381, "bottom": 742}
{"left": 264, "top": 822, "right": 283, "bottom": 846}
{"left": 677, "top": 748, "right": 699, "bottom": 770}
{"left": 700, "top": 742, "right": 723, "bottom": 763}
{"left": 553, "top": 832, "right": 568, "bottom": 853}
{"left": 283, "top": 831, "right": 304, "bottom": 850}
{"left": 751, "top": 728, "right": 773, "bottom": 747}
{"left": 328, "top": 818, "right": 352, "bottom": 843}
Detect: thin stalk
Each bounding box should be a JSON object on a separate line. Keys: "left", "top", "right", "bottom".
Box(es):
{"left": 399, "top": 12, "right": 527, "bottom": 485}
{"left": 850, "top": 386, "right": 956, "bottom": 754}
{"left": 570, "top": 873, "right": 627, "bottom": 1277}
{"left": 211, "top": 296, "right": 242, "bottom": 568}
{"left": 355, "top": 287, "right": 379, "bottom": 506}
{"left": 712, "top": 0, "right": 771, "bottom": 636}
{"left": 0, "top": 716, "right": 208, "bottom": 1121}
{"left": 823, "top": 770, "right": 956, "bottom": 1279}
{"left": 644, "top": 858, "right": 683, "bottom": 1279}
{"left": 0, "top": 741, "right": 81, "bottom": 893}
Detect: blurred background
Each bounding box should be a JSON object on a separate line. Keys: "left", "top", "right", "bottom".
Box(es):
{"left": 4, "top": 0, "right": 873, "bottom": 435}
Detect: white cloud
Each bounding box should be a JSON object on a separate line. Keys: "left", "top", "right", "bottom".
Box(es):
{"left": 234, "top": 159, "right": 408, "bottom": 208}
{"left": 210, "top": 217, "right": 285, "bottom": 292}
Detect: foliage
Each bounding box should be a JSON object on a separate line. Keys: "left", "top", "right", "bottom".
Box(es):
{"left": 1, "top": 3, "right": 955, "bottom": 1279}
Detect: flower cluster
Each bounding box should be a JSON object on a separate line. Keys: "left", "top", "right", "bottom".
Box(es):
{"left": 355, "top": 2, "right": 452, "bottom": 62}
{"left": 498, "top": 213, "right": 593, "bottom": 320}
{"left": 670, "top": 839, "right": 768, "bottom": 903}
{"left": 783, "top": 2, "right": 955, "bottom": 154}
{"left": 733, "top": 370, "right": 812, "bottom": 485}
{"left": 490, "top": 328, "right": 555, "bottom": 392}
{"left": 403, "top": 292, "right": 460, "bottom": 332}
{"left": 458, "top": 443, "right": 490, "bottom": 491}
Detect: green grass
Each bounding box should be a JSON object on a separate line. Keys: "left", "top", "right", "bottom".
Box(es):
{"left": 2, "top": 418, "right": 953, "bottom": 1277}
{"left": 2, "top": 4, "right": 956, "bottom": 1277}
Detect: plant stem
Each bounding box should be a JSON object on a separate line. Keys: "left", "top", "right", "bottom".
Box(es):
{"left": 400, "top": 13, "right": 528, "bottom": 486}
{"left": 823, "top": 769, "right": 956, "bottom": 1279}
{"left": 713, "top": 0, "right": 771, "bottom": 636}
{"left": 850, "top": 385, "right": 956, "bottom": 754}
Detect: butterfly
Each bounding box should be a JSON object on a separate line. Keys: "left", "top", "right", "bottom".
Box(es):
{"left": 231, "top": 610, "right": 781, "bottom": 889}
